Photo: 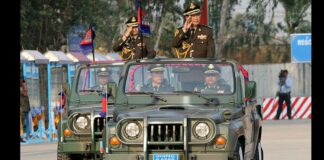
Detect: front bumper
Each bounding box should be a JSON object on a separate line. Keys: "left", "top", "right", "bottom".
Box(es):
{"left": 59, "top": 141, "right": 101, "bottom": 153}
{"left": 104, "top": 152, "right": 230, "bottom": 160}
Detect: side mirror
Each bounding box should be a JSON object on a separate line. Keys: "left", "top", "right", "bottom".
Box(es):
{"left": 245, "top": 81, "right": 256, "bottom": 100}
{"left": 107, "top": 82, "right": 117, "bottom": 98}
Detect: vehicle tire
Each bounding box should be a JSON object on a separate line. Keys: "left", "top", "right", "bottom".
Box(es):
{"left": 254, "top": 142, "right": 264, "bottom": 160}
{"left": 57, "top": 143, "right": 71, "bottom": 160}
{"left": 232, "top": 141, "right": 244, "bottom": 160}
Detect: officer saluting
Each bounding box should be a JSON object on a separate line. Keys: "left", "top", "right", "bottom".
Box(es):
{"left": 172, "top": 2, "right": 215, "bottom": 58}
{"left": 194, "top": 64, "right": 231, "bottom": 94}
{"left": 113, "top": 16, "right": 156, "bottom": 60}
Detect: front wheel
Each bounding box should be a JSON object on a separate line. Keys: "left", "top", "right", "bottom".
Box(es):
{"left": 232, "top": 141, "right": 244, "bottom": 160}
{"left": 254, "top": 142, "right": 264, "bottom": 160}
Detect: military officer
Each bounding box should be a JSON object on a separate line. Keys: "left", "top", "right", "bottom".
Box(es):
{"left": 172, "top": 2, "right": 215, "bottom": 58}
{"left": 91, "top": 68, "right": 110, "bottom": 92}
{"left": 112, "top": 16, "right": 156, "bottom": 60}
{"left": 141, "top": 64, "right": 174, "bottom": 92}
{"left": 194, "top": 64, "right": 231, "bottom": 94}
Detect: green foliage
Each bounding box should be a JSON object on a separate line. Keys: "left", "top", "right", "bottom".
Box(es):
{"left": 21, "top": 0, "right": 311, "bottom": 64}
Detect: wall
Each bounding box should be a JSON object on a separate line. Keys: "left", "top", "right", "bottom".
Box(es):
{"left": 242, "top": 63, "right": 311, "bottom": 103}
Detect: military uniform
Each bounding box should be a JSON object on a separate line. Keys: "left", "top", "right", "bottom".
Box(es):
{"left": 194, "top": 64, "right": 231, "bottom": 94}
{"left": 20, "top": 80, "right": 30, "bottom": 140}
{"left": 141, "top": 81, "right": 174, "bottom": 92}
{"left": 140, "top": 64, "right": 174, "bottom": 93}
{"left": 194, "top": 83, "right": 231, "bottom": 94}
{"left": 112, "top": 16, "right": 156, "bottom": 60}
{"left": 91, "top": 68, "right": 110, "bottom": 92}
{"left": 113, "top": 35, "right": 155, "bottom": 60}
{"left": 172, "top": 2, "right": 215, "bottom": 58}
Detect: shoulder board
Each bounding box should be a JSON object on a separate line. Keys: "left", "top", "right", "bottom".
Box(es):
{"left": 200, "top": 24, "right": 213, "bottom": 29}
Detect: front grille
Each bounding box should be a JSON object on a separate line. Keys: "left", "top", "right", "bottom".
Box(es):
{"left": 147, "top": 124, "right": 184, "bottom": 150}
{"left": 93, "top": 117, "right": 106, "bottom": 137}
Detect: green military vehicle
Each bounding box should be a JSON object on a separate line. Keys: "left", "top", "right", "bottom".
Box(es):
{"left": 57, "top": 62, "right": 125, "bottom": 160}
{"left": 102, "top": 58, "right": 263, "bottom": 160}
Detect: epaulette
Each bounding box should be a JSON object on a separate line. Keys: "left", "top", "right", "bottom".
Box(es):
{"left": 200, "top": 24, "right": 213, "bottom": 29}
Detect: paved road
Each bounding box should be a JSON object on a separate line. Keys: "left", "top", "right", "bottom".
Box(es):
{"left": 261, "top": 119, "right": 311, "bottom": 160}
{"left": 20, "top": 119, "right": 311, "bottom": 160}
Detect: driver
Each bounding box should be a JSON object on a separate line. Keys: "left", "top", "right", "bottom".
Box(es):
{"left": 194, "top": 64, "right": 231, "bottom": 94}
{"left": 141, "top": 64, "right": 174, "bottom": 92}
{"left": 91, "top": 68, "right": 110, "bottom": 92}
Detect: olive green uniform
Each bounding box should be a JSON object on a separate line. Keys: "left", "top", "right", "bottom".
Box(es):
{"left": 113, "top": 35, "right": 156, "bottom": 60}
{"left": 172, "top": 24, "right": 215, "bottom": 58}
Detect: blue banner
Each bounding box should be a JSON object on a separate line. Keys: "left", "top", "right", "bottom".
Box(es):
{"left": 67, "top": 25, "right": 86, "bottom": 52}
{"left": 290, "top": 33, "right": 311, "bottom": 63}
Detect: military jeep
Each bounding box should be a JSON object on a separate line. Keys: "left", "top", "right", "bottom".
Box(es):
{"left": 57, "top": 62, "right": 124, "bottom": 160}
{"left": 103, "top": 58, "right": 263, "bottom": 160}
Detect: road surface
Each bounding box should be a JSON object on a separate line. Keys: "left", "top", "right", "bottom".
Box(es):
{"left": 20, "top": 119, "right": 311, "bottom": 160}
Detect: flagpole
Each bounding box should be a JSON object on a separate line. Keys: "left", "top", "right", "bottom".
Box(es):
{"left": 91, "top": 24, "right": 96, "bottom": 62}
{"left": 139, "top": 0, "right": 144, "bottom": 59}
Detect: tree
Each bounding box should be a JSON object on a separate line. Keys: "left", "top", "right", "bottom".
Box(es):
{"left": 278, "top": 0, "right": 311, "bottom": 34}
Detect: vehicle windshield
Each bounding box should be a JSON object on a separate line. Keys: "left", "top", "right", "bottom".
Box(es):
{"left": 125, "top": 62, "right": 235, "bottom": 95}
{"left": 77, "top": 65, "right": 122, "bottom": 94}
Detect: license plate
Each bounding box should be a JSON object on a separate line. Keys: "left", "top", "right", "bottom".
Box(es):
{"left": 153, "top": 154, "right": 179, "bottom": 160}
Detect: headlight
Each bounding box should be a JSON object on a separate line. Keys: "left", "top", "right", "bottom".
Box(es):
{"left": 73, "top": 116, "right": 90, "bottom": 132}
{"left": 125, "top": 122, "right": 140, "bottom": 138}
{"left": 76, "top": 116, "right": 88, "bottom": 129}
{"left": 194, "top": 122, "right": 210, "bottom": 138}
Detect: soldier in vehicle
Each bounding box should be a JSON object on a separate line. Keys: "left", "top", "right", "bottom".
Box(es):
{"left": 91, "top": 68, "right": 110, "bottom": 92}
{"left": 141, "top": 64, "right": 174, "bottom": 92}
{"left": 112, "top": 16, "right": 156, "bottom": 60}
{"left": 194, "top": 64, "right": 231, "bottom": 94}
{"left": 172, "top": 2, "right": 215, "bottom": 58}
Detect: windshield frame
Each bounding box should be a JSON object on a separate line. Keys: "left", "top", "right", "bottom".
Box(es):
{"left": 122, "top": 61, "right": 236, "bottom": 96}
{"left": 75, "top": 63, "right": 124, "bottom": 95}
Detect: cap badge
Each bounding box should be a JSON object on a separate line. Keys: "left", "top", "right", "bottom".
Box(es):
{"left": 190, "top": 3, "right": 195, "bottom": 9}
{"left": 208, "top": 64, "right": 214, "bottom": 69}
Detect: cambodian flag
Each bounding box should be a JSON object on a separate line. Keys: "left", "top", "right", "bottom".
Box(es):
{"left": 80, "top": 24, "right": 95, "bottom": 55}
{"left": 238, "top": 64, "right": 249, "bottom": 82}
{"left": 137, "top": 0, "right": 150, "bottom": 35}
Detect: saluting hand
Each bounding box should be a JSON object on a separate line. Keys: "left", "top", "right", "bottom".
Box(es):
{"left": 122, "top": 27, "right": 133, "bottom": 41}
{"left": 182, "top": 16, "right": 192, "bottom": 33}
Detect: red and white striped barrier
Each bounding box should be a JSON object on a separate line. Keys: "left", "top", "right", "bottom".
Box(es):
{"left": 262, "top": 96, "right": 311, "bottom": 120}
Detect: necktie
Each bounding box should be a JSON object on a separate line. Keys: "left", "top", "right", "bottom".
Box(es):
{"left": 189, "top": 28, "right": 195, "bottom": 42}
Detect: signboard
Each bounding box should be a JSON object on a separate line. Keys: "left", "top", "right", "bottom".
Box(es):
{"left": 67, "top": 25, "right": 86, "bottom": 52}
{"left": 290, "top": 33, "right": 311, "bottom": 63}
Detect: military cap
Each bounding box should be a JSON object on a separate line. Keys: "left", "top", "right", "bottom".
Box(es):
{"left": 204, "top": 64, "right": 221, "bottom": 75}
{"left": 97, "top": 67, "right": 110, "bottom": 76}
{"left": 184, "top": 2, "right": 201, "bottom": 16}
{"left": 148, "top": 64, "right": 165, "bottom": 72}
{"left": 125, "top": 16, "right": 138, "bottom": 27}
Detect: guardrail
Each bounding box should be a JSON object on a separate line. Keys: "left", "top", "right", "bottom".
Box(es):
{"left": 262, "top": 96, "right": 311, "bottom": 120}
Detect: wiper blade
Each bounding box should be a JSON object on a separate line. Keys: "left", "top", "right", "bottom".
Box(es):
{"left": 172, "top": 91, "right": 211, "bottom": 103}
{"left": 129, "top": 92, "right": 167, "bottom": 102}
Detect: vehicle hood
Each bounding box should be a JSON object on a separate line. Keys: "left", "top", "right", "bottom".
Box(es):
{"left": 114, "top": 105, "right": 232, "bottom": 123}
{"left": 68, "top": 103, "right": 114, "bottom": 117}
